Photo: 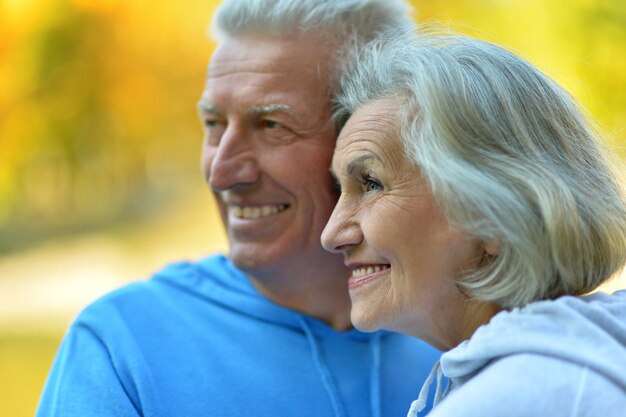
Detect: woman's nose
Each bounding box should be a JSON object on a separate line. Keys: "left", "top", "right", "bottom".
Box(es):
{"left": 321, "top": 199, "right": 363, "bottom": 254}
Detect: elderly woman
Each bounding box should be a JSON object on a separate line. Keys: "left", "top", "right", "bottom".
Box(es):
{"left": 322, "top": 30, "right": 626, "bottom": 416}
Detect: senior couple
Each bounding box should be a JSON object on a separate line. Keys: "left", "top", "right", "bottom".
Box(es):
{"left": 38, "top": 0, "right": 626, "bottom": 416}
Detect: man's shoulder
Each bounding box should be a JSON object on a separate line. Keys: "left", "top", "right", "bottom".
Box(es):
{"left": 73, "top": 254, "right": 234, "bottom": 326}
{"left": 152, "top": 253, "right": 234, "bottom": 284}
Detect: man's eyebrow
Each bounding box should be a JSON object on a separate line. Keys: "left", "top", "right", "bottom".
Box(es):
{"left": 248, "top": 103, "right": 298, "bottom": 118}
{"left": 346, "top": 154, "right": 382, "bottom": 176}
{"left": 197, "top": 101, "right": 220, "bottom": 114}
{"left": 197, "top": 102, "right": 298, "bottom": 119}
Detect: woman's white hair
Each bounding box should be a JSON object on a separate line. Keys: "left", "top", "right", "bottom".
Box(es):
{"left": 211, "top": 0, "right": 413, "bottom": 109}
{"left": 336, "top": 27, "right": 626, "bottom": 308}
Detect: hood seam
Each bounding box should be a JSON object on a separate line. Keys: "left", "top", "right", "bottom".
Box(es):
{"left": 299, "top": 315, "right": 347, "bottom": 417}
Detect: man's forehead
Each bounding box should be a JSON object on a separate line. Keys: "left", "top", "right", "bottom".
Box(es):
{"left": 200, "top": 34, "right": 336, "bottom": 125}
{"left": 208, "top": 34, "right": 334, "bottom": 78}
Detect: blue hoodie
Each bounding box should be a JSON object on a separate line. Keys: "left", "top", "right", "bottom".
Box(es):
{"left": 37, "top": 255, "right": 440, "bottom": 417}
{"left": 408, "top": 290, "right": 626, "bottom": 417}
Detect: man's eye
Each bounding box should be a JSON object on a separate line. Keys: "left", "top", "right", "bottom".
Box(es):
{"left": 261, "top": 120, "right": 283, "bottom": 129}
{"left": 202, "top": 119, "right": 225, "bottom": 146}
{"left": 204, "top": 119, "right": 221, "bottom": 128}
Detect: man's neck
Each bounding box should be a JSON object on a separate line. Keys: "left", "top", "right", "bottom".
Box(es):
{"left": 246, "top": 266, "right": 353, "bottom": 331}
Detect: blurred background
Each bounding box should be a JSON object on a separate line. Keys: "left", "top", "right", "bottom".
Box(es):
{"left": 1, "top": 0, "right": 624, "bottom": 415}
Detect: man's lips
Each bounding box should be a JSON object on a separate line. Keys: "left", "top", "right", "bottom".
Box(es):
{"left": 228, "top": 204, "right": 289, "bottom": 219}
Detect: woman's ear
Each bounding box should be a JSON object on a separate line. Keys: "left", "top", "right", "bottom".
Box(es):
{"left": 484, "top": 239, "right": 500, "bottom": 257}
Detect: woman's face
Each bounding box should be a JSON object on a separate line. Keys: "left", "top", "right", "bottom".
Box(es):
{"left": 322, "top": 98, "right": 490, "bottom": 349}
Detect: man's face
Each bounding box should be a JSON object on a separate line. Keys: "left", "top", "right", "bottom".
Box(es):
{"left": 199, "top": 34, "right": 340, "bottom": 277}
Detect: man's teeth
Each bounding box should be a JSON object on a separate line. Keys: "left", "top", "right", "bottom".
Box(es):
{"left": 352, "top": 265, "right": 389, "bottom": 277}
{"left": 230, "top": 204, "right": 287, "bottom": 219}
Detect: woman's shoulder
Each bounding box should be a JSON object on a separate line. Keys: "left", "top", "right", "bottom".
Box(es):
{"left": 435, "top": 353, "right": 624, "bottom": 416}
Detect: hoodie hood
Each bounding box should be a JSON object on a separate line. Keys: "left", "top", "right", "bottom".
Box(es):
{"left": 442, "top": 290, "right": 626, "bottom": 391}
{"left": 157, "top": 254, "right": 371, "bottom": 339}
{"left": 155, "top": 255, "right": 384, "bottom": 417}
{"left": 408, "top": 290, "right": 626, "bottom": 417}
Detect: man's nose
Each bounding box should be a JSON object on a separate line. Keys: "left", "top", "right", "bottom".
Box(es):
{"left": 321, "top": 198, "right": 363, "bottom": 254}
{"left": 206, "top": 127, "right": 260, "bottom": 191}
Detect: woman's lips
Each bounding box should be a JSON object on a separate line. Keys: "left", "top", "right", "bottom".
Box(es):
{"left": 347, "top": 264, "right": 390, "bottom": 289}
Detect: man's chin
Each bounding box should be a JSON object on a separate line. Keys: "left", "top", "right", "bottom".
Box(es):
{"left": 228, "top": 243, "right": 281, "bottom": 274}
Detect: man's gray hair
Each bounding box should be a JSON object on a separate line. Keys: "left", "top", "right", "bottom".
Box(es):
{"left": 213, "top": 0, "right": 412, "bottom": 40}
{"left": 211, "top": 0, "right": 413, "bottom": 108}
{"left": 337, "top": 28, "right": 626, "bottom": 308}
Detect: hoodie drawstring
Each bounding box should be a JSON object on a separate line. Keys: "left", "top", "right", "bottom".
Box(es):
{"left": 299, "top": 316, "right": 383, "bottom": 417}
{"left": 407, "top": 360, "right": 447, "bottom": 417}
{"left": 369, "top": 331, "right": 382, "bottom": 417}
{"left": 299, "top": 316, "right": 347, "bottom": 417}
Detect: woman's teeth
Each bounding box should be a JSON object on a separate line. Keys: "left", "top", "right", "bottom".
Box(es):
{"left": 352, "top": 265, "right": 389, "bottom": 277}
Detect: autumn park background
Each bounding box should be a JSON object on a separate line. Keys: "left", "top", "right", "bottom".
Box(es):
{"left": 1, "top": 0, "right": 625, "bottom": 415}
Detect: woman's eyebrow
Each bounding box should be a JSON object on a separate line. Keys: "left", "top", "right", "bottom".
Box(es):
{"left": 346, "top": 153, "right": 382, "bottom": 176}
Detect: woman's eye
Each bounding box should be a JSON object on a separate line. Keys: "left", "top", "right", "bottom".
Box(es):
{"left": 363, "top": 175, "right": 382, "bottom": 193}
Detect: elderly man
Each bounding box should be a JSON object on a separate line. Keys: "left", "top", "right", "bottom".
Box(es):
{"left": 37, "top": 1, "right": 440, "bottom": 416}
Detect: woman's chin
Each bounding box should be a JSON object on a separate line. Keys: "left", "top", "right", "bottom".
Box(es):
{"left": 350, "top": 309, "right": 384, "bottom": 333}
